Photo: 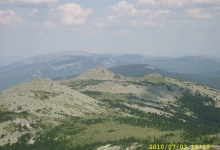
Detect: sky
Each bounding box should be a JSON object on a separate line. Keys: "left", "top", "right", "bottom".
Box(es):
{"left": 0, "top": 0, "right": 220, "bottom": 58}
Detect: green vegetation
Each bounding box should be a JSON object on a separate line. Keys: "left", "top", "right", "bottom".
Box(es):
{"left": 3, "top": 88, "right": 220, "bottom": 150}
{"left": 31, "top": 90, "right": 60, "bottom": 100}
{"left": 1, "top": 115, "right": 181, "bottom": 150}
{"left": 96, "top": 92, "right": 220, "bottom": 143}
{"left": 0, "top": 110, "right": 13, "bottom": 122}
{"left": 1, "top": 74, "right": 220, "bottom": 149}
{"left": 0, "top": 106, "right": 37, "bottom": 123}
{"left": 141, "top": 75, "right": 167, "bottom": 83}
{"left": 35, "top": 107, "right": 52, "bottom": 114}
{"left": 176, "top": 90, "right": 220, "bottom": 140}
{"left": 82, "top": 90, "right": 132, "bottom": 101}
{"left": 6, "top": 123, "right": 17, "bottom": 132}
{"left": 0, "top": 108, "right": 29, "bottom": 123}
{"left": 66, "top": 79, "right": 105, "bottom": 90}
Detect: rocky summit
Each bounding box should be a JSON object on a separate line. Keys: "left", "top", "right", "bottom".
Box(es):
{"left": 75, "top": 67, "right": 124, "bottom": 80}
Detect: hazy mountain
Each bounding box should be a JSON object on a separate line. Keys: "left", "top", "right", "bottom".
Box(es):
{"left": 147, "top": 55, "right": 220, "bottom": 75}
{"left": 1, "top": 52, "right": 220, "bottom": 92}
{"left": 109, "top": 64, "right": 166, "bottom": 77}
{"left": 0, "top": 52, "right": 148, "bottom": 91}
{"left": 0, "top": 55, "right": 28, "bottom": 67}
{"left": 1, "top": 67, "right": 220, "bottom": 149}
{"left": 113, "top": 54, "right": 146, "bottom": 62}
{"left": 110, "top": 64, "right": 220, "bottom": 90}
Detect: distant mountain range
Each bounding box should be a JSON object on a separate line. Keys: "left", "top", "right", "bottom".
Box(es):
{"left": 110, "top": 64, "right": 220, "bottom": 90}
{"left": 0, "top": 51, "right": 220, "bottom": 91}
{"left": 147, "top": 55, "right": 220, "bottom": 75}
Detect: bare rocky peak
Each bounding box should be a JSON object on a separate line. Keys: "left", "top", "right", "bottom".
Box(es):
{"left": 76, "top": 67, "right": 124, "bottom": 80}
{"left": 0, "top": 77, "right": 105, "bottom": 146}
{"left": 145, "top": 73, "right": 163, "bottom": 77}
{"left": 4, "top": 78, "right": 65, "bottom": 94}
{"left": 0, "top": 78, "right": 103, "bottom": 117}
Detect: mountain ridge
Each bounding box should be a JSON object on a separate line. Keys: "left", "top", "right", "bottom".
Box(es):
{"left": 1, "top": 52, "right": 220, "bottom": 91}
{"left": 75, "top": 66, "right": 124, "bottom": 81}
{"left": 1, "top": 67, "right": 220, "bottom": 148}
{"left": 0, "top": 77, "right": 103, "bottom": 117}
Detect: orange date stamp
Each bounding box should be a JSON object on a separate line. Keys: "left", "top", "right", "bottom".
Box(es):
{"left": 149, "top": 144, "right": 211, "bottom": 150}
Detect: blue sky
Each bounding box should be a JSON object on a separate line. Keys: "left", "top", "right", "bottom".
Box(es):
{"left": 0, "top": 0, "right": 220, "bottom": 57}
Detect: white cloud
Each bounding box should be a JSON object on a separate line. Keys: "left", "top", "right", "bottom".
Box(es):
{"left": 137, "top": 0, "right": 158, "bottom": 5}
{"left": 111, "top": 1, "right": 138, "bottom": 16}
{"left": 154, "top": 10, "right": 171, "bottom": 17}
{"left": 32, "top": 9, "right": 39, "bottom": 14}
{"left": 111, "top": 1, "right": 153, "bottom": 16}
{"left": 57, "top": 3, "right": 93, "bottom": 25}
{"left": 190, "top": 0, "right": 220, "bottom": 4}
{"left": 137, "top": 0, "right": 220, "bottom": 6}
{"left": 44, "top": 20, "right": 58, "bottom": 29}
{"left": 162, "top": 0, "right": 189, "bottom": 7}
{"left": 0, "top": 0, "right": 57, "bottom": 5}
{"left": 129, "top": 20, "right": 156, "bottom": 26}
{"left": 139, "top": 9, "right": 153, "bottom": 15}
{"left": 187, "top": 8, "right": 213, "bottom": 19}
{"left": 137, "top": 0, "right": 220, "bottom": 7}
{"left": 19, "top": 0, "right": 56, "bottom": 4}
{"left": 109, "top": 1, "right": 171, "bottom": 26}
{"left": 107, "top": 15, "right": 117, "bottom": 23}
{"left": 0, "top": 10, "right": 22, "bottom": 25}
{"left": 94, "top": 20, "right": 108, "bottom": 27}
{"left": 213, "top": 6, "right": 220, "bottom": 11}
